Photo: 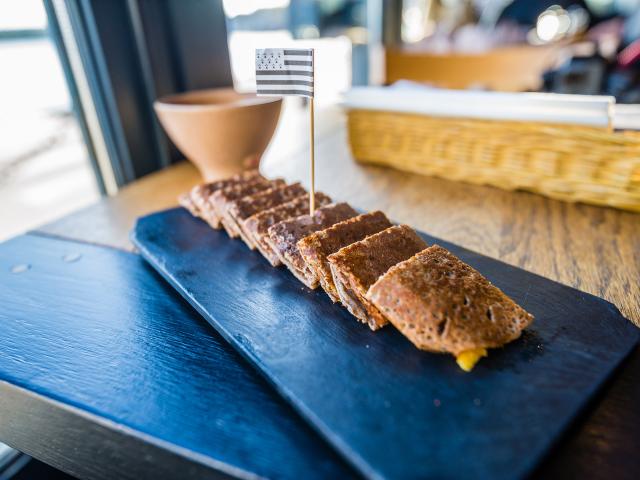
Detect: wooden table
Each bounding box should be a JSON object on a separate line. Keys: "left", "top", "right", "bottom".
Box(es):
{"left": 40, "top": 109, "right": 640, "bottom": 327}
{"left": 32, "top": 107, "right": 640, "bottom": 478}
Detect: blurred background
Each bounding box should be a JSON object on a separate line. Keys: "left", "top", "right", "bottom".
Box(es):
{"left": 1, "top": 0, "right": 639, "bottom": 242}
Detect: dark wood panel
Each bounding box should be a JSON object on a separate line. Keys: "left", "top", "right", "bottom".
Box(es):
{"left": 132, "top": 207, "right": 639, "bottom": 480}
{"left": 0, "top": 234, "right": 356, "bottom": 480}
{"left": 0, "top": 383, "right": 234, "bottom": 480}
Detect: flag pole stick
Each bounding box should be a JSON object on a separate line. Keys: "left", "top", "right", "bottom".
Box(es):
{"left": 309, "top": 96, "right": 315, "bottom": 215}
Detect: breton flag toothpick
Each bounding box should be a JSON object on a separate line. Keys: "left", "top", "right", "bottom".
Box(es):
{"left": 256, "top": 48, "right": 316, "bottom": 214}
{"left": 255, "top": 48, "right": 314, "bottom": 97}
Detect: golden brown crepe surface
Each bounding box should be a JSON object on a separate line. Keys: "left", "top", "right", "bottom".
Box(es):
{"left": 179, "top": 169, "right": 263, "bottom": 228}
{"left": 366, "top": 244, "right": 534, "bottom": 355}
{"left": 245, "top": 193, "right": 332, "bottom": 266}
{"left": 327, "top": 225, "right": 428, "bottom": 330}
{"left": 297, "top": 211, "right": 392, "bottom": 302}
{"left": 267, "top": 203, "right": 358, "bottom": 288}
{"left": 210, "top": 178, "right": 285, "bottom": 237}
{"left": 228, "top": 183, "right": 308, "bottom": 248}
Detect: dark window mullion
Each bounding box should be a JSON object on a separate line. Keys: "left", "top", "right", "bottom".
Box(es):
{"left": 63, "top": 0, "right": 135, "bottom": 186}
{"left": 126, "top": 0, "right": 172, "bottom": 170}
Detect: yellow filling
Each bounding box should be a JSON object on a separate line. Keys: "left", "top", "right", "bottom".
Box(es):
{"left": 456, "top": 348, "right": 488, "bottom": 372}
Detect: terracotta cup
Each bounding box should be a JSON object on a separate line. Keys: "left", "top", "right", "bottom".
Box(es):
{"left": 154, "top": 88, "right": 282, "bottom": 180}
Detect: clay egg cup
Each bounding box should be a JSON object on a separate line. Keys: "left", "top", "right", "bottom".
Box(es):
{"left": 154, "top": 88, "right": 282, "bottom": 180}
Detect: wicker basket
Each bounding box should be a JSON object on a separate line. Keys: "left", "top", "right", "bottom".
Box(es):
{"left": 347, "top": 109, "right": 640, "bottom": 212}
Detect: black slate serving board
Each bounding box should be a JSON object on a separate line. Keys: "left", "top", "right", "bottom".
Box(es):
{"left": 132, "top": 207, "right": 638, "bottom": 480}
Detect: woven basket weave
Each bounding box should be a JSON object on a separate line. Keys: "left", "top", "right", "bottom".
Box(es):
{"left": 347, "top": 109, "right": 640, "bottom": 212}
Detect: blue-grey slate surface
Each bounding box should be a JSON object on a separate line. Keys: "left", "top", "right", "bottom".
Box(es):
{"left": 0, "top": 233, "right": 356, "bottom": 480}
{"left": 132, "top": 207, "right": 638, "bottom": 480}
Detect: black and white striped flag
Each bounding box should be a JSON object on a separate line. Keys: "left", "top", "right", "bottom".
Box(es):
{"left": 255, "top": 48, "right": 314, "bottom": 98}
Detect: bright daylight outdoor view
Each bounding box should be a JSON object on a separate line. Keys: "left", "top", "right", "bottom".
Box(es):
{"left": 0, "top": 0, "right": 99, "bottom": 242}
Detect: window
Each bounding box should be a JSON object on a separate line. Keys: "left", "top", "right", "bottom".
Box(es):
{"left": 0, "top": 0, "right": 100, "bottom": 241}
